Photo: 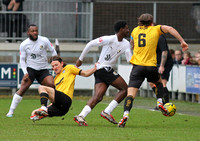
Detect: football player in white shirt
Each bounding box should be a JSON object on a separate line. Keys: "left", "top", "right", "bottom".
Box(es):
{"left": 6, "top": 24, "right": 57, "bottom": 117}
{"left": 74, "top": 20, "right": 132, "bottom": 126}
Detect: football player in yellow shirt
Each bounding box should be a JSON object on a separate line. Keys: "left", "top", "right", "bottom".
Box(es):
{"left": 30, "top": 56, "right": 96, "bottom": 121}
{"left": 118, "top": 13, "right": 188, "bottom": 127}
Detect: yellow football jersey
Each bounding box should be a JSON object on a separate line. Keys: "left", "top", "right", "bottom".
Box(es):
{"left": 130, "top": 25, "right": 163, "bottom": 66}
{"left": 54, "top": 65, "right": 81, "bottom": 99}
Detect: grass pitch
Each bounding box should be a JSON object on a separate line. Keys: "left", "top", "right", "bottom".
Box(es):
{"left": 0, "top": 96, "right": 200, "bottom": 141}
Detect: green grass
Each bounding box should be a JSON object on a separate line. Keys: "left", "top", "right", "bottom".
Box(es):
{"left": 0, "top": 96, "right": 200, "bottom": 141}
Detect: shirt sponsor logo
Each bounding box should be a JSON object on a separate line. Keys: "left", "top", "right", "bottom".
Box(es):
{"left": 31, "top": 53, "right": 36, "bottom": 59}
{"left": 104, "top": 54, "right": 111, "bottom": 61}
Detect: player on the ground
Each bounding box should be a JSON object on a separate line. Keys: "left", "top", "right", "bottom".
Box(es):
{"left": 6, "top": 24, "right": 57, "bottom": 117}
{"left": 73, "top": 20, "right": 132, "bottom": 126}
{"left": 30, "top": 56, "right": 96, "bottom": 121}
{"left": 118, "top": 13, "right": 188, "bottom": 128}
{"left": 149, "top": 34, "right": 173, "bottom": 109}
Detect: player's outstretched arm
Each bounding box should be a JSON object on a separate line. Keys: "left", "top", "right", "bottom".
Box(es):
{"left": 161, "top": 25, "right": 188, "bottom": 51}
{"left": 80, "top": 63, "right": 97, "bottom": 77}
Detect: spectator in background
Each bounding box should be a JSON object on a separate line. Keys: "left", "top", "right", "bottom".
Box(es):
{"left": 182, "top": 51, "right": 193, "bottom": 65}
{"left": 169, "top": 49, "right": 175, "bottom": 61}
{"left": 197, "top": 59, "right": 200, "bottom": 65}
{"left": 3, "top": 0, "right": 24, "bottom": 43}
{"left": 191, "top": 51, "right": 200, "bottom": 65}
{"left": 194, "top": 51, "right": 200, "bottom": 64}
{"left": 173, "top": 49, "right": 183, "bottom": 64}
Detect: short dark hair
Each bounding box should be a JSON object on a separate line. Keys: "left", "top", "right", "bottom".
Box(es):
{"left": 27, "top": 24, "right": 37, "bottom": 31}
{"left": 114, "top": 20, "right": 127, "bottom": 33}
{"left": 138, "top": 13, "right": 153, "bottom": 26}
{"left": 50, "top": 56, "right": 66, "bottom": 67}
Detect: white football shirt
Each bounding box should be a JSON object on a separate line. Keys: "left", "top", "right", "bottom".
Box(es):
{"left": 79, "top": 34, "right": 132, "bottom": 70}
{"left": 20, "top": 35, "right": 57, "bottom": 74}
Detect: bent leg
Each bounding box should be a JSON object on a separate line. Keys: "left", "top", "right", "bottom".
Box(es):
{"left": 101, "top": 77, "right": 128, "bottom": 124}
{"left": 17, "top": 74, "right": 33, "bottom": 96}
{"left": 111, "top": 76, "right": 128, "bottom": 103}
{"left": 78, "top": 83, "right": 108, "bottom": 119}
{"left": 118, "top": 87, "right": 138, "bottom": 127}
{"left": 38, "top": 85, "right": 55, "bottom": 103}
{"left": 32, "top": 85, "right": 55, "bottom": 118}
{"left": 87, "top": 83, "right": 108, "bottom": 109}
{"left": 124, "top": 87, "right": 138, "bottom": 113}
{"left": 103, "top": 77, "right": 128, "bottom": 115}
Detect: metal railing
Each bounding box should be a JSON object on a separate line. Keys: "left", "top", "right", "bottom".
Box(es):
{"left": 0, "top": 0, "right": 93, "bottom": 42}
{"left": 1, "top": 0, "right": 200, "bottom": 43}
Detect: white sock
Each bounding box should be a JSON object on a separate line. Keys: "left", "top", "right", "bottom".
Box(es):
{"left": 8, "top": 93, "right": 23, "bottom": 114}
{"left": 79, "top": 105, "right": 91, "bottom": 119}
{"left": 104, "top": 100, "right": 118, "bottom": 115}
{"left": 123, "top": 111, "right": 129, "bottom": 117}
{"left": 41, "top": 106, "right": 47, "bottom": 111}
{"left": 157, "top": 98, "right": 163, "bottom": 104}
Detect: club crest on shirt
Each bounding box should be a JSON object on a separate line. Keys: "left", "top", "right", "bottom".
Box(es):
{"left": 40, "top": 45, "right": 43, "bottom": 50}
{"left": 117, "top": 50, "right": 121, "bottom": 53}
{"left": 113, "top": 71, "right": 118, "bottom": 75}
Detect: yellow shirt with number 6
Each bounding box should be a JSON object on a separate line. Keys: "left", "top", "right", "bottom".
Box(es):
{"left": 130, "top": 25, "right": 163, "bottom": 66}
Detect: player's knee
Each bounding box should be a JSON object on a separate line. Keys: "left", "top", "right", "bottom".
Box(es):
{"left": 38, "top": 85, "right": 46, "bottom": 93}
{"left": 94, "top": 95, "right": 103, "bottom": 103}
{"left": 120, "top": 89, "right": 127, "bottom": 96}
{"left": 87, "top": 96, "right": 102, "bottom": 109}
{"left": 46, "top": 82, "right": 55, "bottom": 88}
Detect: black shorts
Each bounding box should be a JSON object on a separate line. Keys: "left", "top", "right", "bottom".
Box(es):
{"left": 48, "top": 90, "right": 72, "bottom": 117}
{"left": 128, "top": 65, "right": 160, "bottom": 88}
{"left": 27, "top": 67, "right": 51, "bottom": 84}
{"left": 160, "top": 64, "right": 173, "bottom": 81}
{"left": 94, "top": 67, "right": 120, "bottom": 86}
